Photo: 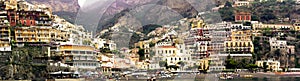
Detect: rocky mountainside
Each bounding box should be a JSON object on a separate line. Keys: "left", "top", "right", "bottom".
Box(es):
{"left": 96, "top": 0, "right": 201, "bottom": 33}
{"left": 27, "top": 0, "right": 80, "bottom": 23}
{"left": 27, "top": 0, "right": 205, "bottom": 32}
{"left": 27, "top": 0, "right": 80, "bottom": 12}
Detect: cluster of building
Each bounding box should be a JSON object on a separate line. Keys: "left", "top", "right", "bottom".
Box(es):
{"left": 127, "top": 8, "right": 300, "bottom": 72}
{"left": 0, "top": 0, "right": 134, "bottom": 75}
{"left": 233, "top": 0, "right": 297, "bottom": 7}
{"left": 1, "top": 0, "right": 299, "bottom": 75}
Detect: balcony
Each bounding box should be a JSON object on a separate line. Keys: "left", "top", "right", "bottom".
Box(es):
{"left": 0, "top": 41, "right": 10, "bottom": 43}
{"left": 0, "top": 33, "right": 8, "bottom": 35}
{"left": 0, "top": 37, "right": 9, "bottom": 39}
{"left": 15, "top": 43, "right": 24, "bottom": 47}
{"left": 37, "top": 31, "right": 49, "bottom": 34}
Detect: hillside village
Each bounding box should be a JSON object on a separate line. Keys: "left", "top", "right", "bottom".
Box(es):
{"left": 1, "top": 0, "right": 300, "bottom": 80}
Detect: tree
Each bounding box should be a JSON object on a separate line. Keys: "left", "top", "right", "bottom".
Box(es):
{"left": 225, "top": 55, "right": 238, "bottom": 69}
{"left": 100, "top": 48, "right": 112, "bottom": 53}
{"left": 245, "top": 64, "right": 258, "bottom": 73}
{"left": 111, "top": 50, "right": 120, "bottom": 54}
{"left": 225, "top": 1, "right": 232, "bottom": 8}
{"left": 169, "top": 65, "right": 179, "bottom": 70}
{"left": 82, "top": 40, "right": 91, "bottom": 45}
{"left": 159, "top": 61, "right": 167, "bottom": 67}
{"left": 149, "top": 42, "right": 155, "bottom": 47}
{"left": 165, "top": 62, "right": 169, "bottom": 69}
{"left": 177, "top": 61, "right": 185, "bottom": 70}
{"left": 263, "top": 62, "right": 269, "bottom": 72}
{"left": 274, "top": 49, "right": 281, "bottom": 57}
{"left": 138, "top": 49, "right": 145, "bottom": 61}
{"left": 142, "top": 24, "right": 161, "bottom": 35}
{"left": 219, "top": 7, "right": 235, "bottom": 21}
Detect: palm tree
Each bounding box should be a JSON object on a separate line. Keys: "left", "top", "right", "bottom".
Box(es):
{"left": 177, "top": 61, "right": 185, "bottom": 71}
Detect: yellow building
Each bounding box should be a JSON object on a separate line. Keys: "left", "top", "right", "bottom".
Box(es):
{"left": 14, "top": 26, "right": 69, "bottom": 45}
{"left": 256, "top": 59, "right": 281, "bottom": 72}
{"left": 4, "top": 0, "right": 18, "bottom": 10}
{"left": 252, "top": 23, "right": 294, "bottom": 33}
{"left": 234, "top": 1, "right": 250, "bottom": 7}
{"left": 0, "top": 21, "right": 10, "bottom": 47}
{"left": 59, "top": 44, "right": 99, "bottom": 69}
{"left": 225, "top": 30, "right": 254, "bottom": 54}
{"left": 293, "top": 23, "right": 300, "bottom": 31}
{"left": 191, "top": 19, "right": 206, "bottom": 28}
{"left": 97, "top": 53, "right": 114, "bottom": 73}
{"left": 198, "top": 58, "right": 209, "bottom": 71}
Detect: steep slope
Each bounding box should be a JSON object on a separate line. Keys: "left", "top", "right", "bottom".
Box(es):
{"left": 27, "top": 0, "right": 80, "bottom": 23}
{"left": 27, "top": 0, "right": 80, "bottom": 12}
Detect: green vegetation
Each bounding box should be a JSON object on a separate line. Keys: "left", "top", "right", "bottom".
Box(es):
{"left": 0, "top": 46, "right": 70, "bottom": 80}
{"left": 262, "top": 62, "right": 269, "bottom": 72}
{"left": 149, "top": 42, "right": 156, "bottom": 47}
{"left": 225, "top": 55, "right": 238, "bottom": 69}
{"left": 159, "top": 61, "right": 167, "bottom": 67}
{"left": 82, "top": 40, "right": 92, "bottom": 45}
{"left": 138, "top": 48, "right": 145, "bottom": 61}
{"left": 218, "top": 0, "right": 298, "bottom": 23}
{"left": 168, "top": 65, "right": 180, "bottom": 70}
{"left": 219, "top": 6, "right": 234, "bottom": 21}
{"left": 142, "top": 24, "right": 161, "bottom": 35}
{"left": 253, "top": 37, "right": 270, "bottom": 61}
{"left": 225, "top": 55, "right": 258, "bottom": 72}
{"left": 129, "top": 32, "right": 141, "bottom": 49}
{"left": 100, "top": 48, "right": 112, "bottom": 53}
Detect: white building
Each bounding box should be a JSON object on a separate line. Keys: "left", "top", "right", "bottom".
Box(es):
{"left": 92, "top": 38, "right": 117, "bottom": 50}
{"left": 256, "top": 59, "right": 281, "bottom": 72}
{"left": 231, "top": 23, "right": 251, "bottom": 30}
{"left": 234, "top": 1, "right": 250, "bottom": 7}
{"left": 269, "top": 37, "right": 287, "bottom": 51}
{"left": 153, "top": 40, "right": 192, "bottom": 70}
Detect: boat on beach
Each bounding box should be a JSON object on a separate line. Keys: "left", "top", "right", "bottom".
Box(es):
{"left": 218, "top": 72, "right": 236, "bottom": 80}
{"left": 275, "top": 72, "right": 300, "bottom": 76}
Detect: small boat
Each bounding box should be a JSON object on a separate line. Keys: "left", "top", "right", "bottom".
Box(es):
{"left": 219, "top": 76, "right": 234, "bottom": 80}
{"left": 219, "top": 76, "right": 226, "bottom": 80}
{"left": 243, "top": 75, "right": 253, "bottom": 78}
{"left": 219, "top": 72, "right": 234, "bottom": 80}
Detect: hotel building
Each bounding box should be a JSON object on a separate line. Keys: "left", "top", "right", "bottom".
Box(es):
{"left": 59, "top": 44, "right": 100, "bottom": 69}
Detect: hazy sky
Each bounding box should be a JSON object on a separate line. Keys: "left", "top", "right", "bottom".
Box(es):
{"left": 78, "top": 0, "right": 102, "bottom": 7}
{"left": 78, "top": 0, "right": 86, "bottom": 7}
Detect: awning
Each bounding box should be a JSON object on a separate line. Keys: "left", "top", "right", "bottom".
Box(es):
{"left": 49, "top": 71, "right": 73, "bottom": 75}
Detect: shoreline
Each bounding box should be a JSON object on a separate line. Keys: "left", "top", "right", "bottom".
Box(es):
{"left": 112, "top": 72, "right": 300, "bottom": 80}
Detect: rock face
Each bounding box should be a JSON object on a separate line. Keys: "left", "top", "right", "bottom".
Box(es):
{"left": 27, "top": 0, "right": 201, "bottom": 33}
{"left": 27, "top": 0, "right": 80, "bottom": 12}
{"left": 97, "top": 0, "right": 199, "bottom": 32}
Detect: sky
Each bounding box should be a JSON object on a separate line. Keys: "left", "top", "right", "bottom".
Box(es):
{"left": 78, "top": 0, "right": 86, "bottom": 7}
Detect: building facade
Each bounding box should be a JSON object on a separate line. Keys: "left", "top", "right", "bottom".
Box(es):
{"left": 256, "top": 59, "right": 281, "bottom": 72}
{"left": 235, "top": 12, "right": 251, "bottom": 22}
{"left": 59, "top": 45, "right": 100, "bottom": 69}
